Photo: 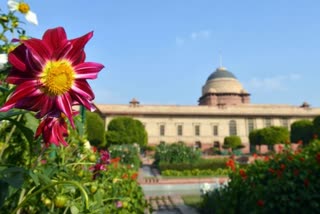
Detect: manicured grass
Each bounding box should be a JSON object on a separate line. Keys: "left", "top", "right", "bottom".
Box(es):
{"left": 181, "top": 195, "right": 203, "bottom": 210}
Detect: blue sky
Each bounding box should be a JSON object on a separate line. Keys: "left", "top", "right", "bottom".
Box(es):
{"left": 15, "top": 0, "right": 320, "bottom": 106}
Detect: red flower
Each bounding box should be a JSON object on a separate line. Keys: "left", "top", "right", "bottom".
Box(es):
{"left": 278, "top": 145, "right": 283, "bottom": 153}
{"left": 239, "top": 169, "right": 247, "bottom": 180}
{"left": 268, "top": 168, "right": 275, "bottom": 174}
{"left": 263, "top": 156, "right": 270, "bottom": 162}
{"left": 226, "top": 159, "right": 235, "bottom": 171}
{"left": 304, "top": 178, "right": 309, "bottom": 188}
{"left": 280, "top": 164, "right": 286, "bottom": 170}
{"left": 253, "top": 153, "right": 258, "bottom": 159}
{"left": 35, "top": 111, "right": 68, "bottom": 146}
{"left": 257, "top": 200, "right": 265, "bottom": 207}
{"left": 122, "top": 173, "right": 128, "bottom": 179}
{"left": 316, "top": 153, "right": 320, "bottom": 164}
{"left": 0, "top": 27, "right": 104, "bottom": 127}
{"left": 131, "top": 172, "right": 138, "bottom": 180}
{"left": 100, "top": 150, "right": 110, "bottom": 164}
{"left": 287, "top": 156, "right": 293, "bottom": 161}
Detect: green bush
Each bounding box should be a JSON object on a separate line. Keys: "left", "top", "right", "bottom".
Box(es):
{"left": 159, "top": 158, "right": 227, "bottom": 171}
{"left": 162, "top": 168, "right": 229, "bottom": 177}
{"left": 85, "top": 111, "right": 106, "bottom": 147}
{"left": 200, "top": 140, "right": 320, "bottom": 213}
{"left": 223, "top": 136, "right": 242, "bottom": 151}
{"left": 290, "top": 119, "right": 313, "bottom": 145}
{"left": 249, "top": 126, "right": 289, "bottom": 152}
{"left": 105, "top": 117, "right": 147, "bottom": 147}
{"left": 154, "top": 142, "right": 201, "bottom": 165}
{"left": 108, "top": 144, "right": 141, "bottom": 170}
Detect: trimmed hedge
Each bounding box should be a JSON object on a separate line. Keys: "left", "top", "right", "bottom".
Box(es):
{"left": 85, "top": 111, "right": 106, "bottom": 147}
{"left": 162, "top": 168, "right": 229, "bottom": 177}
{"left": 159, "top": 158, "right": 227, "bottom": 172}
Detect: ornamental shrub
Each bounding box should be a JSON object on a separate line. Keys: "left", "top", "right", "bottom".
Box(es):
{"left": 108, "top": 144, "right": 141, "bottom": 170}
{"left": 105, "top": 117, "right": 148, "bottom": 147}
{"left": 200, "top": 140, "right": 320, "bottom": 213}
{"left": 159, "top": 158, "right": 227, "bottom": 171}
{"left": 85, "top": 111, "right": 106, "bottom": 147}
{"left": 154, "top": 142, "right": 201, "bottom": 165}
{"left": 249, "top": 126, "right": 289, "bottom": 152}
{"left": 223, "top": 136, "right": 242, "bottom": 151}
{"left": 290, "top": 119, "right": 313, "bottom": 145}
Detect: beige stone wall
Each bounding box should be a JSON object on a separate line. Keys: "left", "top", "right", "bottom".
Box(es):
{"left": 98, "top": 103, "right": 319, "bottom": 153}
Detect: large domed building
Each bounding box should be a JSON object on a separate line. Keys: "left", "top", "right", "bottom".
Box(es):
{"left": 96, "top": 65, "right": 320, "bottom": 153}
{"left": 199, "top": 66, "right": 250, "bottom": 106}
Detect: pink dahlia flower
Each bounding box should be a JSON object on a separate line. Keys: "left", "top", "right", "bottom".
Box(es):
{"left": 0, "top": 27, "right": 104, "bottom": 127}
{"left": 35, "top": 111, "right": 69, "bottom": 146}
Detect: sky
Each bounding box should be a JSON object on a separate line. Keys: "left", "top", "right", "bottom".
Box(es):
{"left": 10, "top": 0, "right": 320, "bottom": 107}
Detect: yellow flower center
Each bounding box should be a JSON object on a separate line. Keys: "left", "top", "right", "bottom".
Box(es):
{"left": 40, "top": 60, "right": 75, "bottom": 96}
{"left": 18, "top": 2, "right": 30, "bottom": 14}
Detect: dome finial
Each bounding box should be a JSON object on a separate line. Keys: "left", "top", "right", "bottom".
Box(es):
{"left": 219, "top": 50, "right": 223, "bottom": 68}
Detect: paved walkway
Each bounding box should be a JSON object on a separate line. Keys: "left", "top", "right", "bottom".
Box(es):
{"left": 146, "top": 195, "right": 198, "bottom": 214}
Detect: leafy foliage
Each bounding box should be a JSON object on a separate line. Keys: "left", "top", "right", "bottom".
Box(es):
{"left": 161, "top": 168, "right": 229, "bottom": 177}
{"left": 85, "top": 110, "right": 106, "bottom": 147}
{"left": 154, "top": 142, "right": 201, "bottom": 165}
{"left": 249, "top": 126, "right": 289, "bottom": 152}
{"left": 290, "top": 119, "right": 313, "bottom": 145}
{"left": 223, "top": 136, "right": 243, "bottom": 151}
{"left": 159, "top": 158, "right": 227, "bottom": 171}
{"left": 108, "top": 144, "right": 141, "bottom": 170}
{"left": 105, "top": 117, "right": 148, "bottom": 147}
{"left": 200, "top": 140, "right": 320, "bottom": 213}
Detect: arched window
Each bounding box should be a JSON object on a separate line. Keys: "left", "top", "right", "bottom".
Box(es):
{"left": 247, "top": 118, "right": 255, "bottom": 134}
{"left": 229, "top": 120, "right": 237, "bottom": 136}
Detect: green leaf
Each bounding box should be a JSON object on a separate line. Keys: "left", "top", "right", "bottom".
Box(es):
{"left": 7, "top": 118, "right": 35, "bottom": 146}
{"left": 70, "top": 205, "right": 80, "bottom": 214}
{"left": 1, "top": 167, "right": 25, "bottom": 188}
{"left": 28, "top": 171, "right": 40, "bottom": 186}
{"left": 0, "top": 180, "right": 9, "bottom": 208}
{"left": 0, "top": 109, "right": 25, "bottom": 121}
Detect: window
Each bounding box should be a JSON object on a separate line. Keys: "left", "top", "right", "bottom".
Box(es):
{"left": 229, "top": 120, "right": 237, "bottom": 136}
{"left": 213, "top": 125, "right": 218, "bottom": 136}
{"left": 247, "top": 119, "right": 255, "bottom": 133}
{"left": 195, "top": 125, "right": 200, "bottom": 136}
{"left": 281, "top": 118, "right": 289, "bottom": 129}
{"left": 264, "top": 118, "right": 272, "bottom": 127}
{"left": 177, "top": 125, "right": 183, "bottom": 136}
{"left": 160, "top": 125, "right": 165, "bottom": 136}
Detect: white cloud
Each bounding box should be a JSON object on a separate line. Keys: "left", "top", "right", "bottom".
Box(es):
{"left": 176, "top": 29, "right": 211, "bottom": 46}
{"left": 246, "top": 73, "right": 301, "bottom": 92}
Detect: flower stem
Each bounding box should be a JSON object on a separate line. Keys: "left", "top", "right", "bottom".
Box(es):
{"left": 11, "top": 181, "right": 89, "bottom": 214}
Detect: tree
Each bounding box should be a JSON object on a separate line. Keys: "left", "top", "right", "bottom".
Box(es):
{"left": 105, "top": 117, "right": 148, "bottom": 147}
{"left": 312, "top": 116, "right": 320, "bottom": 139}
{"left": 249, "top": 126, "right": 289, "bottom": 152}
{"left": 85, "top": 111, "right": 106, "bottom": 147}
{"left": 223, "top": 136, "right": 243, "bottom": 152}
{"left": 290, "top": 119, "right": 313, "bottom": 145}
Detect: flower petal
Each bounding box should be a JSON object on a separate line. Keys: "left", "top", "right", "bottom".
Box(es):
{"left": 71, "top": 80, "right": 95, "bottom": 100}
{"left": 7, "top": 0, "right": 18, "bottom": 11}
{"left": 23, "top": 38, "right": 51, "bottom": 65}
{"left": 75, "top": 62, "right": 104, "bottom": 79}
{"left": 56, "top": 94, "right": 75, "bottom": 128}
{"left": 8, "top": 44, "right": 27, "bottom": 71}
{"left": 25, "top": 11, "right": 38, "bottom": 25}
{"left": 43, "top": 27, "right": 68, "bottom": 53}
{"left": 0, "top": 80, "right": 40, "bottom": 112}
{"left": 67, "top": 31, "right": 93, "bottom": 64}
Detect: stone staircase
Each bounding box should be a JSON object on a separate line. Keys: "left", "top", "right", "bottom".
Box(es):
{"left": 146, "top": 195, "right": 183, "bottom": 213}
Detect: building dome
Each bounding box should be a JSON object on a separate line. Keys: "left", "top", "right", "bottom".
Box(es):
{"left": 199, "top": 66, "right": 251, "bottom": 106}
{"left": 206, "top": 67, "right": 236, "bottom": 81}
{"left": 202, "top": 67, "right": 244, "bottom": 95}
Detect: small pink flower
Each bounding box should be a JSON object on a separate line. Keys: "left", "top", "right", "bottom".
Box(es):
{"left": 116, "top": 201, "right": 123, "bottom": 208}
{"left": 100, "top": 150, "right": 110, "bottom": 164}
